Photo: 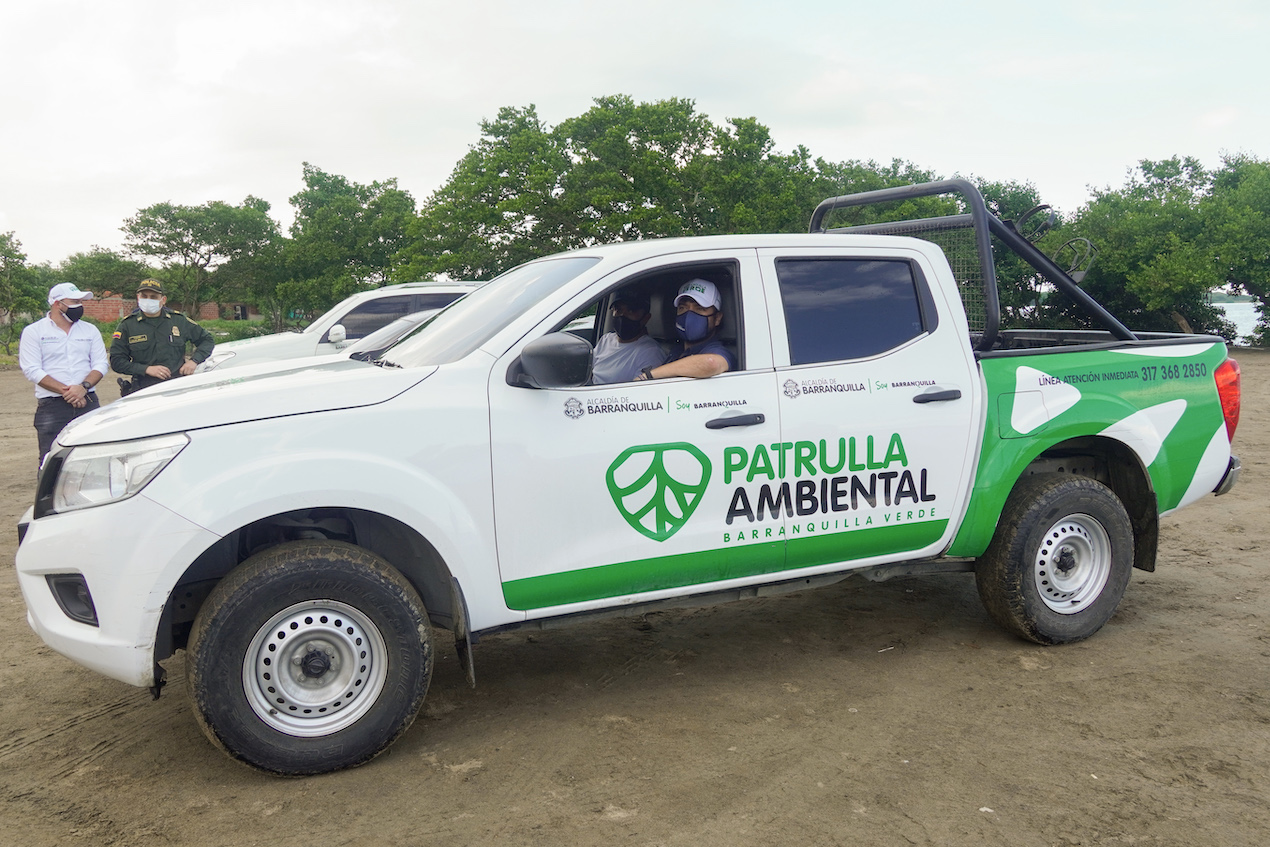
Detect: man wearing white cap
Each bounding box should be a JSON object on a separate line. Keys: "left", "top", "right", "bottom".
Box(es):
{"left": 634, "top": 278, "right": 736, "bottom": 380}
{"left": 19, "top": 283, "right": 109, "bottom": 465}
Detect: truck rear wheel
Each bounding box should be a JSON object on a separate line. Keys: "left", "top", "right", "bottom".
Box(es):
{"left": 975, "top": 474, "right": 1134, "bottom": 645}
{"left": 186, "top": 541, "right": 433, "bottom": 775}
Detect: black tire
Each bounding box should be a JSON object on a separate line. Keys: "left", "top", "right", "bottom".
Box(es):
{"left": 975, "top": 474, "right": 1134, "bottom": 645}
{"left": 186, "top": 541, "right": 433, "bottom": 775}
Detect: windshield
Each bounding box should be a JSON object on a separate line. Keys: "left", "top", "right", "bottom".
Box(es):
{"left": 347, "top": 311, "right": 434, "bottom": 354}
{"left": 300, "top": 291, "right": 362, "bottom": 335}
{"left": 389, "top": 257, "right": 600, "bottom": 367}
{"left": 347, "top": 310, "right": 440, "bottom": 361}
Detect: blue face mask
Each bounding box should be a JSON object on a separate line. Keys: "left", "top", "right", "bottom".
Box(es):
{"left": 676, "top": 310, "right": 712, "bottom": 343}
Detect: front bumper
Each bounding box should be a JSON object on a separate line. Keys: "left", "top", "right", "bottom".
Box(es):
{"left": 16, "top": 493, "right": 220, "bottom": 688}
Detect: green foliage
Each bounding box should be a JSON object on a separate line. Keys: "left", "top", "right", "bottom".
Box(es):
{"left": 282, "top": 163, "right": 418, "bottom": 320}
{"left": 1204, "top": 154, "right": 1270, "bottom": 342}
{"left": 0, "top": 232, "right": 46, "bottom": 354}
{"left": 1051, "top": 154, "right": 1270, "bottom": 341}
{"left": 58, "top": 248, "right": 155, "bottom": 297}
{"left": 394, "top": 105, "right": 571, "bottom": 281}
{"left": 121, "top": 197, "right": 279, "bottom": 315}
{"left": 553, "top": 95, "right": 714, "bottom": 242}
{"left": 954, "top": 178, "right": 1050, "bottom": 330}
{"left": 1056, "top": 157, "right": 1229, "bottom": 334}
{"left": 196, "top": 318, "right": 276, "bottom": 342}
{"left": 396, "top": 96, "right": 950, "bottom": 281}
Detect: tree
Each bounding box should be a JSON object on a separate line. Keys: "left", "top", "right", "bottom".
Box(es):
{"left": 122, "top": 197, "right": 279, "bottom": 315}
{"left": 58, "top": 248, "right": 155, "bottom": 300}
{"left": 972, "top": 178, "right": 1056, "bottom": 329}
{"left": 219, "top": 237, "right": 291, "bottom": 331}
{"left": 698, "top": 118, "right": 849, "bottom": 235}
{"left": 1059, "top": 157, "right": 1230, "bottom": 334}
{"left": 552, "top": 95, "right": 715, "bottom": 243}
{"left": 0, "top": 232, "right": 44, "bottom": 354}
{"left": 1204, "top": 154, "right": 1270, "bottom": 343}
{"left": 399, "top": 96, "right": 950, "bottom": 281}
{"left": 395, "top": 105, "right": 573, "bottom": 281}
{"left": 283, "top": 163, "right": 417, "bottom": 315}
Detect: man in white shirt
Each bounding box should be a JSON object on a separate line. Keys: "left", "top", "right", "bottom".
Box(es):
{"left": 590, "top": 290, "right": 666, "bottom": 385}
{"left": 19, "top": 283, "right": 109, "bottom": 466}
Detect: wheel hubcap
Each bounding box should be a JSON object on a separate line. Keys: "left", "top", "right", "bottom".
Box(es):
{"left": 242, "top": 600, "right": 389, "bottom": 737}
{"left": 1033, "top": 513, "right": 1112, "bottom": 614}
{"left": 300, "top": 649, "right": 332, "bottom": 678}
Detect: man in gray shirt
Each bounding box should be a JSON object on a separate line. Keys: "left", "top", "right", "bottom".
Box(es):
{"left": 591, "top": 290, "right": 665, "bottom": 385}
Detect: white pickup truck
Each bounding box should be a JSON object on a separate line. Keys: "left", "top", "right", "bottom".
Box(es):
{"left": 16, "top": 180, "right": 1242, "bottom": 775}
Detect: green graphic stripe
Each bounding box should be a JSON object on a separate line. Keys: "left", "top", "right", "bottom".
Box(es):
{"left": 502, "top": 519, "right": 948, "bottom": 610}
{"left": 948, "top": 344, "right": 1228, "bottom": 557}
{"left": 785, "top": 519, "right": 946, "bottom": 571}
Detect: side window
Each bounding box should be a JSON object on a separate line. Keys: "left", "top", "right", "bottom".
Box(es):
{"left": 776, "top": 258, "right": 929, "bottom": 365}
{"left": 562, "top": 262, "right": 742, "bottom": 385}
{"left": 414, "top": 292, "right": 464, "bottom": 312}
{"left": 331, "top": 296, "right": 416, "bottom": 341}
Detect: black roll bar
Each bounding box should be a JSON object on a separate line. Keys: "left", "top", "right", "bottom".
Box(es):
{"left": 985, "top": 215, "right": 1136, "bottom": 342}
{"left": 809, "top": 178, "right": 1137, "bottom": 350}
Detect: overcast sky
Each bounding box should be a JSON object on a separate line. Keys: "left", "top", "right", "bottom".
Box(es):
{"left": 2, "top": 0, "right": 1265, "bottom": 265}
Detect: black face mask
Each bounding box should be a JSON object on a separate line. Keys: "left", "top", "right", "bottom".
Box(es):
{"left": 614, "top": 315, "right": 644, "bottom": 341}
{"left": 64, "top": 305, "right": 84, "bottom": 323}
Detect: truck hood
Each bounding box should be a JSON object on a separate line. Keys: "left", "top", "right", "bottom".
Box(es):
{"left": 218, "top": 327, "right": 304, "bottom": 347}
{"left": 197, "top": 330, "right": 329, "bottom": 370}
{"left": 212, "top": 330, "right": 319, "bottom": 355}
{"left": 59, "top": 358, "right": 436, "bottom": 446}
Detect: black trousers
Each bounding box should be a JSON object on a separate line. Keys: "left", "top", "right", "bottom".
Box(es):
{"left": 35, "top": 393, "right": 100, "bottom": 464}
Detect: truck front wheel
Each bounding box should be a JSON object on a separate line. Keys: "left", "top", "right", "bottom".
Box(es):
{"left": 975, "top": 474, "right": 1134, "bottom": 645}
{"left": 186, "top": 541, "right": 433, "bottom": 775}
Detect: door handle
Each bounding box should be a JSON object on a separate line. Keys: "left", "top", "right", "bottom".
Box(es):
{"left": 706, "top": 413, "right": 766, "bottom": 429}
{"left": 913, "top": 388, "right": 962, "bottom": 404}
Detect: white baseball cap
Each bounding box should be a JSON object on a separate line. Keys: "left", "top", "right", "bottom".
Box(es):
{"left": 48, "top": 282, "right": 94, "bottom": 306}
{"left": 674, "top": 278, "right": 721, "bottom": 310}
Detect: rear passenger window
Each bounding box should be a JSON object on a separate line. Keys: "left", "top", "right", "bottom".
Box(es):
{"left": 776, "top": 258, "right": 929, "bottom": 365}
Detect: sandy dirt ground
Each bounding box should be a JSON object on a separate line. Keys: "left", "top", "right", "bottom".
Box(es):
{"left": 1, "top": 352, "right": 1267, "bottom": 847}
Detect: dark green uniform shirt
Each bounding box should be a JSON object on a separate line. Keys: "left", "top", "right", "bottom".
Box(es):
{"left": 110, "top": 308, "right": 215, "bottom": 389}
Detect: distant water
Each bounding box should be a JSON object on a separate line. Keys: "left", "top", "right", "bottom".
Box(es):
{"left": 1215, "top": 301, "right": 1260, "bottom": 343}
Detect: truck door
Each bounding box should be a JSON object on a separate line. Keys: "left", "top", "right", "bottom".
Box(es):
{"left": 756, "top": 246, "right": 981, "bottom": 570}
{"left": 487, "top": 250, "right": 787, "bottom": 618}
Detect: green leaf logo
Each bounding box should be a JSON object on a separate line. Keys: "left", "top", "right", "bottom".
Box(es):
{"left": 606, "top": 443, "right": 712, "bottom": 542}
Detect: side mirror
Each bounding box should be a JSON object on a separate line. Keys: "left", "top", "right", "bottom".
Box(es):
{"left": 508, "top": 332, "right": 592, "bottom": 388}
{"left": 328, "top": 324, "right": 347, "bottom": 345}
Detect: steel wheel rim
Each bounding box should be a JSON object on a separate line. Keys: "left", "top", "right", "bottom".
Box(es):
{"left": 1033, "top": 513, "right": 1112, "bottom": 614}
{"left": 242, "top": 600, "right": 388, "bottom": 737}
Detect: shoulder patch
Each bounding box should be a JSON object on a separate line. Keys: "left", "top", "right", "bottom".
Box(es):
{"left": 112, "top": 331, "right": 122, "bottom": 340}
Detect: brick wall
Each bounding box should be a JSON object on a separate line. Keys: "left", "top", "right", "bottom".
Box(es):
{"left": 83, "top": 296, "right": 223, "bottom": 322}
{"left": 83, "top": 296, "right": 132, "bottom": 322}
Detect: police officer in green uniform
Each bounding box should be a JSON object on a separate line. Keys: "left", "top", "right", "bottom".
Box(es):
{"left": 110, "top": 279, "right": 215, "bottom": 394}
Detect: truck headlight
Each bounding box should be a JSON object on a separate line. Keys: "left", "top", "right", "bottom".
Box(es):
{"left": 51, "top": 433, "right": 189, "bottom": 513}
